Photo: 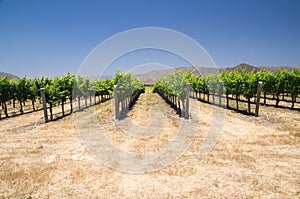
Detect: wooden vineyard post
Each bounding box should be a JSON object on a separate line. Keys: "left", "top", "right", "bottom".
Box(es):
{"left": 255, "top": 81, "right": 263, "bottom": 117}
{"left": 114, "top": 85, "right": 119, "bottom": 120}
{"left": 40, "top": 88, "right": 48, "bottom": 123}
{"left": 185, "top": 83, "right": 190, "bottom": 119}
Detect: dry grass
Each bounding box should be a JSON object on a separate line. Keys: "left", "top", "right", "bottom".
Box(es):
{"left": 0, "top": 93, "right": 299, "bottom": 198}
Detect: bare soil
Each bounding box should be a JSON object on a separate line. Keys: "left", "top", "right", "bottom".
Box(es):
{"left": 0, "top": 93, "right": 299, "bottom": 198}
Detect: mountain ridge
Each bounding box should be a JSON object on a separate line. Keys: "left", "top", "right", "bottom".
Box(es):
{"left": 136, "top": 63, "right": 299, "bottom": 84}
{"left": 0, "top": 72, "right": 20, "bottom": 81}
{"left": 1, "top": 63, "right": 298, "bottom": 84}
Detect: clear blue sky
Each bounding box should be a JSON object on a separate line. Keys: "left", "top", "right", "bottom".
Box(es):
{"left": 0, "top": 0, "right": 299, "bottom": 78}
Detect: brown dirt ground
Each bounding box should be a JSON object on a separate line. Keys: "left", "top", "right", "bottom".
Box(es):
{"left": 0, "top": 93, "right": 299, "bottom": 198}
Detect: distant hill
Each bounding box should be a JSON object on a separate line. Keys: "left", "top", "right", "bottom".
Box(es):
{"left": 226, "top": 63, "right": 259, "bottom": 73}
{"left": 136, "top": 63, "right": 299, "bottom": 84}
{"left": 0, "top": 72, "right": 20, "bottom": 81}
{"left": 227, "top": 63, "right": 297, "bottom": 73}
{"left": 136, "top": 66, "right": 224, "bottom": 84}
{"left": 1, "top": 63, "right": 298, "bottom": 84}
{"left": 258, "top": 65, "right": 297, "bottom": 73}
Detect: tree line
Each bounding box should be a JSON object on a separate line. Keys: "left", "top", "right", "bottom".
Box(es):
{"left": 1, "top": 68, "right": 299, "bottom": 120}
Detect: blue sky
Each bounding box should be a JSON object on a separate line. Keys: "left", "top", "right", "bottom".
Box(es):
{"left": 0, "top": 0, "right": 299, "bottom": 78}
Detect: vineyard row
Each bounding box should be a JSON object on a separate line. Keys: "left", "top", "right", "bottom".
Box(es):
{"left": 153, "top": 69, "right": 300, "bottom": 116}
{"left": 0, "top": 71, "right": 145, "bottom": 122}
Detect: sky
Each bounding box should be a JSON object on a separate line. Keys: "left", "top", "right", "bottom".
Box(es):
{"left": 0, "top": 0, "right": 299, "bottom": 78}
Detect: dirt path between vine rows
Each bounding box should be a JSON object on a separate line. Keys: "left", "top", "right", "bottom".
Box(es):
{"left": 0, "top": 93, "right": 299, "bottom": 198}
